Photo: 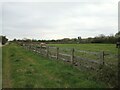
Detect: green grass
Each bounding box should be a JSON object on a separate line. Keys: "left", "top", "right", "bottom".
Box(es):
{"left": 48, "top": 44, "right": 118, "bottom": 64}
{"left": 2, "top": 43, "right": 107, "bottom": 88}
{"left": 49, "top": 44, "right": 117, "bottom": 54}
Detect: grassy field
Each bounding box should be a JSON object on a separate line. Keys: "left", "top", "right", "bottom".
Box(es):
{"left": 48, "top": 44, "right": 118, "bottom": 64}
{"left": 49, "top": 44, "right": 117, "bottom": 54}
{"left": 2, "top": 43, "right": 107, "bottom": 88}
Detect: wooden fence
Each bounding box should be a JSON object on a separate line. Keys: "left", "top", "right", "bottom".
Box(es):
{"left": 17, "top": 42, "right": 118, "bottom": 87}
{"left": 21, "top": 43, "right": 118, "bottom": 71}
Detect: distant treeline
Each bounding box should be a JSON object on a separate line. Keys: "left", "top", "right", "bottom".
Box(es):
{"left": 14, "top": 31, "right": 120, "bottom": 44}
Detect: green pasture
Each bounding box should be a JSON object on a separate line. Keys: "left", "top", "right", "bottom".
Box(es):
{"left": 49, "top": 44, "right": 117, "bottom": 54}
{"left": 48, "top": 44, "right": 118, "bottom": 64}
{"left": 2, "top": 43, "right": 107, "bottom": 88}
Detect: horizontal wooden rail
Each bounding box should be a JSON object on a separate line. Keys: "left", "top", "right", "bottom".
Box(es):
{"left": 21, "top": 43, "right": 118, "bottom": 71}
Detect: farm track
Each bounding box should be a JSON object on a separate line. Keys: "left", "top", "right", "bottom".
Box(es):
{"left": 2, "top": 43, "right": 107, "bottom": 88}
{"left": 2, "top": 45, "right": 12, "bottom": 88}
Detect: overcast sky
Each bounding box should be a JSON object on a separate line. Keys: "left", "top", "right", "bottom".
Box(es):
{"left": 0, "top": 0, "right": 119, "bottom": 40}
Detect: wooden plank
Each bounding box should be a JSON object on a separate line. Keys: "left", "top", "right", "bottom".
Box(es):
{"left": 59, "top": 53, "right": 71, "bottom": 57}
{"left": 75, "top": 56, "right": 100, "bottom": 64}
{"left": 58, "top": 57, "right": 67, "bottom": 61}
{"left": 49, "top": 46, "right": 56, "bottom": 49}
{"left": 50, "top": 55, "right": 57, "bottom": 58}
{"left": 75, "top": 49, "right": 100, "bottom": 55}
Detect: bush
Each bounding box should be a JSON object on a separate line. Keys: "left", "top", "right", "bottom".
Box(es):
{"left": 0, "top": 36, "right": 8, "bottom": 45}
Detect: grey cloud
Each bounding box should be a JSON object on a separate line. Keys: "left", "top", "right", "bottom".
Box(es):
{"left": 1, "top": 1, "right": 118, "bottom": 40}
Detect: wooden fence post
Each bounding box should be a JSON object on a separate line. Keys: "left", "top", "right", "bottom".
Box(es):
{"left": 47, "top": 46, "right": 49, "bottom": 57}
{"left": 28, "top": 45, "right": 31, "bottom": 50}
{"left": 40, "top": 46, "right": 42, "bottom": 54}
{"left": 101, "top": 51, "right": 105, "bottom": 65}
{"left": 71, "top": 48, "right": 74, "bottom": 64}
{"left": 35, "top": 46, "right": 37, "bottom": 53}
{"left": 30, "top": 45, "right": 31, "bottom": 50}
{"left": 28, "top": 45, "right": 30, "bottom": 50}
{"left": 26, "top": 45, "right": 28, "bottom": 50}
{"left": 56, "top": 47, "right": 59, "bottom": 60}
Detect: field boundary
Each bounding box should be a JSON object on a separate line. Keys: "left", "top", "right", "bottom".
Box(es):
{"left": 15, "top": 42, "right": 118, "bottom": 87}
{"left": 19, "top": 43, "right": 118, "bottom": 71}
